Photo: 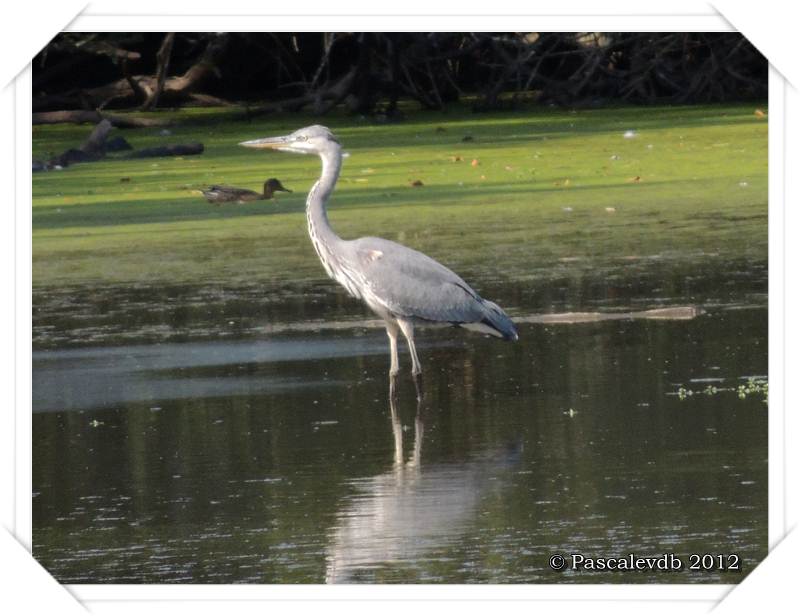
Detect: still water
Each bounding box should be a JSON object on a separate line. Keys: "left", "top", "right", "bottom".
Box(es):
{"left": 32, "top": 263, "right": 767, "bottom": 584}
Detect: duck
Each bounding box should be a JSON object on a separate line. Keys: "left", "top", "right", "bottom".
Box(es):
{"left": 202, "top": 178, "right": 292, "bottom": 204}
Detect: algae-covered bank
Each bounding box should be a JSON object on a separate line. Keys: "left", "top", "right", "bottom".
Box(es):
{"left": 33, "top": 105, "right": 766, "bottom": 288}
{"left": 32, "top": 104, "right": 768, "bottom": 583}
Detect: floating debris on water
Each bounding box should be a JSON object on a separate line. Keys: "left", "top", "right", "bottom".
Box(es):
{"left": 517, "top": 306, "right": 705, "bottom": 325}
{"left": 674, "top": 377, "right": 767, "bottom": 403}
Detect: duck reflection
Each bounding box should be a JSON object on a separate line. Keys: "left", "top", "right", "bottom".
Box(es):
{"left": 325, "top": 395, "right": 521, "bottom": 583}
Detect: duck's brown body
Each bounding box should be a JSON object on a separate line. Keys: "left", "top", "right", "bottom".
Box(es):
{"left": 202, "top": 178, "right": 291, "bottom": 204}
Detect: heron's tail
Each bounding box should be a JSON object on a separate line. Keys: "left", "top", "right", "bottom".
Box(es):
{"left": 471, "top": 300, "right": 518, "bottom": 341}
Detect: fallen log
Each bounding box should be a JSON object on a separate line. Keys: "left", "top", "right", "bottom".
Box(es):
{"left": 40, "top": 119, "right": 113, "bottom": 169}
{"left": 105, "top": 136, "right": 133, "bottom": 152}
{"left": 79, "top": 119, "right": 113, "bottom": 155}
{"left": 34, "top": 33, "right": 229, "bottom": 112}
{"left": 127, "top": 142, "right": 204, "bottom": 158}
{"left": 47, "top": 148, "right": 101, "bottom": 168}
{"left": 32, "top": 110, "right": 170, "bottom": 128}
{"left": 244, "top": 67, "right": 357, "bottom": 119}
{"left": 188, "top": 92, "right": 236, "bottom": 107}
{"left": 34, "top": 118, "right": 205, "bottom": 171}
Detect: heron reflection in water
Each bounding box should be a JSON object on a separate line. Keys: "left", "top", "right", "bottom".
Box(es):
{"left": 240, "top": 126, "right": 518, "bottom": 398}
{"left": 325, "top": 397, "right": 521, "bottom": 583}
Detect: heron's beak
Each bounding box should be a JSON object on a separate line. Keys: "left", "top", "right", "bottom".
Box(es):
{"left": 239, "top": 136, "right": 288, "bottom": 149}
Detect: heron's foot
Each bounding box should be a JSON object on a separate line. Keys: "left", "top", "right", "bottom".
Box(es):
{"left": 412, "top": 372, "right": 424, "bottom": 401}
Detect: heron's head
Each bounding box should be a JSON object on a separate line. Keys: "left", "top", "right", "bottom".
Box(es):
{"left": 240, "top": 125, "right": 340, "bottom": 155}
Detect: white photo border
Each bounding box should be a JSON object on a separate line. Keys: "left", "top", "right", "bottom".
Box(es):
{"left": 6, "top": 4, "right": 791, "bottom": 613}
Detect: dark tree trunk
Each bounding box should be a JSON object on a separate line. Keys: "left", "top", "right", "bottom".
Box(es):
{"left": 140, "top": 33, "right": 176, "bottom": 110}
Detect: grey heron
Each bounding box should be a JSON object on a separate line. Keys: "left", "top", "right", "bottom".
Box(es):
{"left": 240, "top": 125, "right": 517, "bottom": 396}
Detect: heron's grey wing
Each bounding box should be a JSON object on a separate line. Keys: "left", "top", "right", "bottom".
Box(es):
{"left": 348, "top": 237, "right": 486, "bottom": 324}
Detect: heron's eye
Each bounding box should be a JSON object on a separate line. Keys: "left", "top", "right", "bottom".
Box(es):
{"left": 297, "top": 135, "right": 308, "bottom": 142}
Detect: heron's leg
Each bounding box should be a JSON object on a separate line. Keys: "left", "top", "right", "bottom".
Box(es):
{"left": 397, "top": 319, "right": 424, "bottom": 399}
{"left": 386, "top": 322, "right": 401, "bottom": 398}
{"left": 397, "top": 319, "right": 422, "bottom": 376}
{"left": 386, "top": 322, "right": 400, "bottom": 377}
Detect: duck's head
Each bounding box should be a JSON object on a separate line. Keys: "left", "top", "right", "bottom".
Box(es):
{"left": 264, "top": 178, "right": 292, "bottom": 195}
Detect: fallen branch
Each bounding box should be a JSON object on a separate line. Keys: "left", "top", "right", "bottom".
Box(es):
{"left": 79, "top": 119, "right": 113, "bottom": 155}
{"left": 34, "top": 119, "right": 204, "bottom": 171}
{"left": 187, "top": 92, "right": 235, "bottom": 107}
{"left": 37, "top": 119, "right": 113, "bottom": 169}
{"left": 245, "top": 67, "right": 357, "bottom": 118}
{"left": 127, "top": 142, "right": 204, "bottom": 158}
{"left": 50, "top": 35, "right": 142, "bottom": 62}
{"left": 34, "top": 34, "right": 229, "bottom": 112}
{"left": 32, "top": 110, "right": 170, "bottom": 128}
{"left": 140, "top": 33, "right": 176, "bottom": 110}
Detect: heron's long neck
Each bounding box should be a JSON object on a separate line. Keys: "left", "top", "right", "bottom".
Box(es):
{"left": 307, "top": 147, "right": 344, "bottom": 275}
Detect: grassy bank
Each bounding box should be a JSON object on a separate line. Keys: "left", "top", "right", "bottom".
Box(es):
{"left": 32, "top": 104, "right": 768, "bottom": 288}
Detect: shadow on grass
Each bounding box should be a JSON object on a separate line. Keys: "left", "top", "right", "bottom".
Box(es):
{"left": 237, "top": 104, "right": 766, "bottom": 143}
{"left": 34, "top": 103, "right": 765, "bottom": 164}
{"left": 33, "top": 177, "right": 703, "bottom": 231}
